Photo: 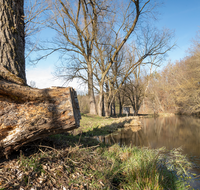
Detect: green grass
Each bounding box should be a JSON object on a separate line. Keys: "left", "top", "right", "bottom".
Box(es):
{"left": 76, "top": 114, "right": 133, "bottom": 136}
{"left": 0, "top": 115, "right": 193, "bottom": 189}
{"left": 1, "top": 144, "right": 191, "bottom": 189}
{"left": 79, "top": 114, "right": 116, "bottom": 133}
{"left": 103, "top": 145, "right": 192, "bottom": 189}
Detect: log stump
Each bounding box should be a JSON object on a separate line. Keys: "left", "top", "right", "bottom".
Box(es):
{"left": 0, "top": 79, "right": 81, "bottom": 158}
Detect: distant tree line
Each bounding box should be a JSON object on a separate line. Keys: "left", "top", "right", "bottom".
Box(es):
{"left": 145, "top": 30, "right": 200, "bottom": 115}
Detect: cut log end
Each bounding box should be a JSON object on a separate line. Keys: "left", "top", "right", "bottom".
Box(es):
{"left": 0, "top": 81, "right": 81, "bottom": 158}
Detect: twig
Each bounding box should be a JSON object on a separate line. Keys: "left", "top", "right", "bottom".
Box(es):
{"left": 66, "top": 157, "right": 80, "bottom": 164}
{"left": 38, "top": 145, "right": 59, "bottom": 152}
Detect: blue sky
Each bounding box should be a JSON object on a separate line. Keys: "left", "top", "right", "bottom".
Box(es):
{"left": 26, "top": 0, "right": 200, "bottom": 89}
{"left": 155, "top": 0, "right": 200, "bottom": 63}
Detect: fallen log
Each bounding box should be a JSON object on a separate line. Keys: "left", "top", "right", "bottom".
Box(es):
{"left": 0, "top": 80, "right": 81, "bottom": 158}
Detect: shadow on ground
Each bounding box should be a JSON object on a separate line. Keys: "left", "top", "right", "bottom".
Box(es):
{"left": 0, "top": 117, "right": 187, "bottom": 190}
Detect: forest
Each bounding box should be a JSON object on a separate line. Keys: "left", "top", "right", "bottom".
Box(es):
{"left": 26, "top": 0, "right": 175, "bottom": 116}
{"left": 78, "top": 30, "right": 200, "bottom": 116}
{"left": 24, "top": 0, "right": 199, "bottom": 117}
{"left": 1, "top": 0, "right": 200, "bottom": 120}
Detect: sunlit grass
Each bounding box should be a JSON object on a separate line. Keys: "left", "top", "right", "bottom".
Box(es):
{"left": 0, "top": 115, "right": 193, "bottom": 189}
{"left": 103, "top": 145, "right": 192, "bottom": 189}
{"left": 1, "top": 144, "right": 192, "bottom": 189}
{"left": 80, "top": 114, "right": 115, "bottom": 131}
{"left": 78, "top": 114, "right": 133, "bottom": 136}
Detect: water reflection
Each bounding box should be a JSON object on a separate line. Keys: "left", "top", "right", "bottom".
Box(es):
{"left": 97, "top": 116, "right": 200, "bottom": 189}
{"left": 142, "top": 116, "right": 200, "bottom": 156}
{"left": 98, "top": 116, "right": 200, "bottom": 155}
{"left": 98, "top": 126, "right": 148, "bottom": 147}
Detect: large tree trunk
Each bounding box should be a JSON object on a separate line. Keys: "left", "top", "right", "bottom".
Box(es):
{"left": 88, "top": 66, "right": 97, "bottom": 115}
{"left": 0, "top": 0, "right": 26, "bottom": 82}
{"left": 104, "top": 81, "right": 110, "bottom": 116}
{"left": 111, "top": 101, "right": 116, "bottom": 116}
{"left": 104, "top": 95, "right": 110, "bottom": 117}
{"left": 0, "top": 1, "right": 81, "bottom": 158}
{"left": 118, "top": 95, "right": 123, "bottom": 116}
{"left": 98, "top": 84, "right": 103, "bottom": 116}
{"left": 0, "top": 78, "right": 81, "bottom": 158}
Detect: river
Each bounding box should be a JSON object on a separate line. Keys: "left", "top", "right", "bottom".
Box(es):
{"left": 97, "top": 116, "right": 200, "bottom": 189}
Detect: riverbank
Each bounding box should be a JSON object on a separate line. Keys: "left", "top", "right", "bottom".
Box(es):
{"left": 0, "top": 115, "right": 193, "bottom": 189}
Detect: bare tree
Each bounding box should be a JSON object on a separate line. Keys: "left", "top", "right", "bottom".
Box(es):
{"left": 24, "top": 0, "right": 48, "bottom": 59}
{"left": 129, "top": 30, "right": 200, "bottom": 116}
{"left": 166, "top": 56, "right": 200, "bottom": 114}
{"left": 35, "top": 0, "right": 113, "bottom": 115}
{"left": 122, "top": 66, "right": 146, "bottom": 115}
{"left": 33, "top": 0, "right": 174, "bottom": 117}
{"left": 146, "top": 46, "right": 200, "bottom": 115}
{"left": 89, "top": 0, "right": 174, "bottom": 116}
{"left": 95, "top": 25, "right": 174, "bottom": 116}
{"left": 32, "top": 0, "right": 155, "bottom": 115}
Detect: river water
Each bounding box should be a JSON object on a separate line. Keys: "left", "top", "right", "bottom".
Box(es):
{"left": 97, "top": 116, "right": 200, "bottom": 189}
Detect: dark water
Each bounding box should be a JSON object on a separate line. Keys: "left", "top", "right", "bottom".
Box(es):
{"left": 97, "top": 116, "right": 200, "bottom": 189}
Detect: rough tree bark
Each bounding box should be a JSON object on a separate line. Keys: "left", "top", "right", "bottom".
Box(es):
{"left": 0, "top": 0, "right": 26, "bottom": 82}
{"left": 88, "top": 64, "right": 97, "bottom": 115}
{"left": 0, "top": 75, "right": 81, "bottom": 158}
{"left": 0, "top": 1, "right": 81, "bottom": 158}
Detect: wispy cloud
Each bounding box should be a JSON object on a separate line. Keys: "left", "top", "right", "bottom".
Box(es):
{"left": 26, "top": 66, "right": 83, "bottom": 91}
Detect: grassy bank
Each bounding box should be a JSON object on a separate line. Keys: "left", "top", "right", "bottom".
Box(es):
{"left": 0, "top": 115, "right": 192, "bottom": 189}
{"left": 74, "top": 114, "right": 134, "bottom": 136}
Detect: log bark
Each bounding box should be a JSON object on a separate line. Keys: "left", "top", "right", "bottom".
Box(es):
{"left": 0, "top": 80, "right": 81, "bottom": 158}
